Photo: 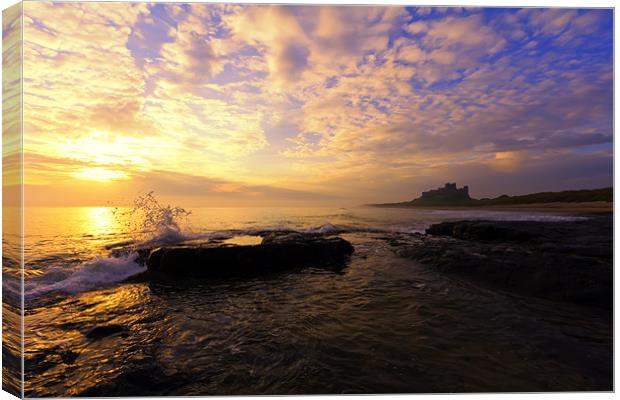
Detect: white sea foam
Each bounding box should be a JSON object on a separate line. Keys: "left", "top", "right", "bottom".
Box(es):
{"left": 25, "top": 253, "right": 146, "bottom": 297}
{"left": 27, "top": 192, "right": 192, "bottom": 298}
{"left": 304, "top": 223, "right": 340, "bottom": 234}
{"left": 25, "top": 196, "right": 593, "bottom": 300}
{"left": 114, "top": 191, "right": 194, "bottom": 248}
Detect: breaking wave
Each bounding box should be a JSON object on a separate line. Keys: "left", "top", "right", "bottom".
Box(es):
{"left": 26, "top": 192, "right": 194, "bottom": 298}
{"left": 113, "top": 191, "right": 194, "bottom": 247}
{"left": 23, "top": 194, "right": 593, "bottom": 299}
{"left": 25, "top": 253, "right": 145, "bottom": 297}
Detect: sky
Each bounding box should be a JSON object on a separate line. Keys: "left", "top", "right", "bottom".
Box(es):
{"left": 13, "top": 2, "right": 613, "bottom": 206}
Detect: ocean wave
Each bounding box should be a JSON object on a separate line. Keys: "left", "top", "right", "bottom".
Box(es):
{"left": 303, "top": 223, "right": 342, "bottom": 234}
{"left": 113, "top": 191, "right": 194, "bottom": 249}
{"left": 25, "top": 253, "right": 146, "bottom": 298}
{"left": 138, "top": 227, "right": 195, "bottom": 247}
{"left": 22, "top": 193, "right": 594, "bottom": 300}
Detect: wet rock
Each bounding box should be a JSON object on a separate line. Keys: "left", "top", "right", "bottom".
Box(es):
{"left": 85, "top": 324, "right": 128, "bottom": 340}
{"left": 60, "top": 349, "right": 80, "bottom": 364}
{"left": 76, "top": 362, "right": 192, "bottom": 396}
{"left": 395, "top": 216, "right": 612, "bottom": 309}
{"left": 426, "top": 220, "right": 539, "bottom": 241}
{"left": 146, "top": 235, "right": 354, "bottom": 279}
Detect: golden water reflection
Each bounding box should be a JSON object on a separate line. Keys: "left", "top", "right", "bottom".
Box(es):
{"left": 25, "top": 284, "right": 159, "bottom": 396}
{"left": 223, "top": 235, "right": 263, "bottom": 246}
{"left": 25, "top": 207, "right": 126, "bottom": 238}
{"left": 83, "top": 207, "right": 117, "bottom": 235}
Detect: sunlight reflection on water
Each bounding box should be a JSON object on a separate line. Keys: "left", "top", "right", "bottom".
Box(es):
{"left": 222, "top": 235, "right": 263, "bottom": 245}
{"left": 15, "top": 206, "right": 611, "bottom": 396}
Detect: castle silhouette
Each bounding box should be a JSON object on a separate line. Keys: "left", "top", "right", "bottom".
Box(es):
{"left": 417, "top": 183, "right": 471, "bottom": 202}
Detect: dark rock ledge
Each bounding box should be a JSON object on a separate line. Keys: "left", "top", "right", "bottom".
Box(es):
{"left": 133, "top": 232, "right": 354, "bottom": 280}
{"left": 393, "top": 217, "right": 613, "bottom": 309}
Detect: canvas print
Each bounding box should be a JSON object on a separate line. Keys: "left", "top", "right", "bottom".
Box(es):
{"left": 2, "top": 2, "right": 614, "bottom": 397}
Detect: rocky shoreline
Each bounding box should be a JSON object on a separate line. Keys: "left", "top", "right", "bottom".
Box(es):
{"left": 127, "top": 232, "right": 355, "bottom": 282}
{"left": 124, "top": 215, "right": 612, "bottom": 309}
{"left": 389, "top": 215, "right": 613, "bottom": 309}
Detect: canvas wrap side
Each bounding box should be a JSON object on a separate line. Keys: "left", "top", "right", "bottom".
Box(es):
{"left": 2, "top": 2, "right": 23, "bottom": 398}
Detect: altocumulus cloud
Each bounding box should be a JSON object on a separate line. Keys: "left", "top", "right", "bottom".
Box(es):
{"left": 22, "top": 3, "right": 613, "bottom": 205}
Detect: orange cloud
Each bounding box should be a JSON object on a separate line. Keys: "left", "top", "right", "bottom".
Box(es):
{"left": 16, "top": 4, "right": 613, "bottom": 205}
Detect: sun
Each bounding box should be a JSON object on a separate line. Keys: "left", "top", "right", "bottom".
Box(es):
{"left": 58, "top": 130, "right": 149, "bottom": 182}
{"left": 59, "top": 130, "right": 150, "bottom": 176}
{"left": 73, "top": 167, "right": 128, "bottom": 182}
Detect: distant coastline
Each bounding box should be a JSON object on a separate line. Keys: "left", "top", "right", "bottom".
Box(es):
{"left": 369, "top": 186, "right": 613, "bottom": 213}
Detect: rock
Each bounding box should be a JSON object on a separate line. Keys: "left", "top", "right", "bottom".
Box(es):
{"left": 60, "top": 350, "right": 80, "bottom": 364}
{"left": 394, "top": 216, "right": 612, "bottom": 309}
{"left": 146, "top": 235, "right": 354, "bottom": 279}
{"left": 85, "top": 324, "right": 128, "bottom": 340}
{"left": 426, "top": 220, "right": 538, "bottom": 241}
{"left": 76, "top": 362, "right": 191, "bottom": 396}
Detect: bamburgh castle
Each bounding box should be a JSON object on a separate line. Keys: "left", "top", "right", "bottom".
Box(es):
{"left": 417, "top": 183, "right": 471, "bottom": 202}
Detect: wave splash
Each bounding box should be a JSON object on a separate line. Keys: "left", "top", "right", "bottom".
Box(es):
{"left": 27, "top": 192, "right": 194, "bottom": 298}
{"left": 25, "top": 253, "right": 145, "bottom": 297}
{"left": 114, "top": 191, "right": 194, "bottom": 247}
{"left": 25, "top": 195, "right": 593, "bottom": 299}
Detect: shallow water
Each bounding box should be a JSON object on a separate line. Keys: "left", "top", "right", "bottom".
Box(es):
{"left": 3, "top": 206, "right": 612, "bottom": 395}
{"left": 222, "top": 235, "right": 263, "bottom": 246}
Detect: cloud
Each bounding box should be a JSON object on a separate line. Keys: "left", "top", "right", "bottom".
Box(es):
{"left": 159, "top": 29, "right": 223, "bottom": 83}
{"left": 88, "top": 99, "right": 156, "bottom": 136}
{"left": 23, "top": 2, "right": 148, "bottom": 149}
{"left": 21, "top": 5, "right": 613, "bottom": 205}
{"left": 222, "top": 5, "right": 408, "bottom": 87}
{"left": 222, "top": 5, "right": 308, "bottom": 86}
{"left": 311, "top": 7, "right": 407, "bottom": 57}
{"left": 400, "top": 13, "right": 508, "bottom": 84}
{"left": 525, "top": 8, "right": 578, "bottom": 36}
{"left": 23, "top": 158, "right": 339, "bottom": 206}
{"left": 275, "top": 42, "right": 310, "bottom": 82}
{"left": 2, "top": 1, "right": 22, "bottom": 191}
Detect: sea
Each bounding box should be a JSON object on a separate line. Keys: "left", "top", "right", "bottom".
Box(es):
{"left": 1, "top": 199, "right": 613, "bottom": 396}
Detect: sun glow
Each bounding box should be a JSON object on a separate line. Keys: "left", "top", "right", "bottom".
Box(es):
{"left": 59, "top": 130, "right": 150, "bottom": 167}
{"left": 19, "top": 3, "right": 614, "bottom": 207}
{"left": 55, "top": 130, "right": 150, "bottom": 182}
{"left": 73, "top": 167, "right": 128, "bottom": 182}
